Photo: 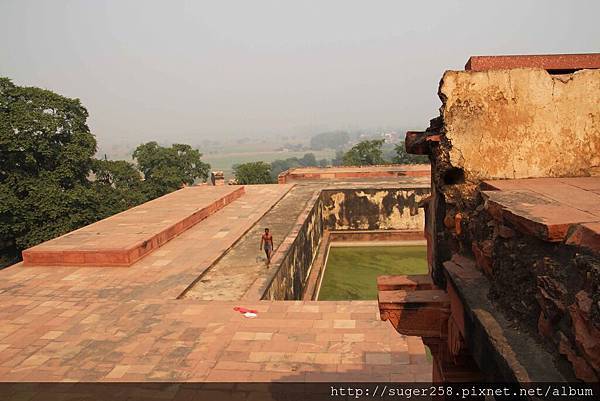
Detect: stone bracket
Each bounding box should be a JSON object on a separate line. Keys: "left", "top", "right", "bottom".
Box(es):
{"left": 378, "top": 282, "right": 450, "bottom": 338}
{"left": 405, "top": 131, "right": 441, "bottom": 155}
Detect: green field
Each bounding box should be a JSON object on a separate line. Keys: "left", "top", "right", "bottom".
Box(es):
{"left": 318, "top": 245, "right": 428, "bottom": 301}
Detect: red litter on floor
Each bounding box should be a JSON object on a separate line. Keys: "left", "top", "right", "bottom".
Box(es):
{"left": 233, "top": 306, "right": 258, "bottom": 318}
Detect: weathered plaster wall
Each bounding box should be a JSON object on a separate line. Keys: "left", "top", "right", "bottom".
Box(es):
{"left": 321, "top": 188, "right": 429, "bottom": 231}
{"left": 440, "top": 68, "right": 600, "bottom": 180}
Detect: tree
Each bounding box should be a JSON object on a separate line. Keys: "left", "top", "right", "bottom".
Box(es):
{"left": 393, "top": 143, "right": 429, "bottom": 164}
{"left": 299, "top": 153, "right": 317, "bottom": 167}
{"left": 331, "top": 150, "right": 344, "bottom": 166}
{"left": 132, "top": 142, "right": 210, "bottom": 198}
{"left": 270, "top": 158, "right": 300, "bottom": 180}
{"left": 0, "top": 77, "right": 98, "bottom": 262}
{"left": 233, "top": 162, "right": 274, "bottom": 184}
{"left": 310, "top": 131, "right": 350, "bottom": 150}
{"left": 342, "top": 139, "right": 386, "bottom": 166}
{"left": 91, "top": 159, "right": 147, "bottom": 208}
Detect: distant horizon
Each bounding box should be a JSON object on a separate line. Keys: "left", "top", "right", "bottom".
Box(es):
{"left": 2, "top": 0, "right": 599, "bottom": 150}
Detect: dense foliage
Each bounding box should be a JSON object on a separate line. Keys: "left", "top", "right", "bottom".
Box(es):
{"left": 342, "top": 139, "right": 386, "bottom": 166}
{"left": 132, "top": 142, "right": 210, "bottom": 198}
{"left": 0, "top": 77, "right": 99, "bottom": 261}
{"left": 233, "top": 161, "right": 274, "bottom": 184}
{"left": 0, "top": 78, "right": 209, "bottom": 267}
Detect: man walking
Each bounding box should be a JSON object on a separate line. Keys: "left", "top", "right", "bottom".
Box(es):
{"left": 260, "top": 228, "right": 273, "bottom": 265}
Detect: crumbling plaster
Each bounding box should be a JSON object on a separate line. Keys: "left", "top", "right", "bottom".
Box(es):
{"left": 440, "top": 68, "right": 600, "bottom": 180}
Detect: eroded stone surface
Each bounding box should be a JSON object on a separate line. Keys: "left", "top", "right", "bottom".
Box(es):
{"left": 407, "top": 62, "right": 600, "bottom": 383}
{"left": 322, "top": 187, "right": 429, "bottom": 230}
{"left": 440, "top": 69, "right": 600, "bottom": 180}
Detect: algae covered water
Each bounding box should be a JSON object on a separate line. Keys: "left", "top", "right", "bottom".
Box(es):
{"left": 318, "top": 245, "right": 427, "bottom": 300}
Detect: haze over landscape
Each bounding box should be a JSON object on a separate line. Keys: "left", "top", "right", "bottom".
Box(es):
{"left": 1, "top": 0, "right": 599, "bottom": 161}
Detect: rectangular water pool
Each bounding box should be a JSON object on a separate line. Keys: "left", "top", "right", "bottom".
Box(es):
{"left": 318, "top": 245, "right": 427, "bottom": 301}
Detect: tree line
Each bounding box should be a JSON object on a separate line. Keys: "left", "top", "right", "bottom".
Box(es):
{"left": 233, "top": 139, "right": 428, "bottom": 184}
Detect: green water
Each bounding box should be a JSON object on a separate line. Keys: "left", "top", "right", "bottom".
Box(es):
{"left": 318, "top": 245, "right": 428, "bottom": 301}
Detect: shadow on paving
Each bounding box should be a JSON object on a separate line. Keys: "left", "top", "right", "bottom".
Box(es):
{"left": 0, "top": 353, "right": 432, "bottom": 401}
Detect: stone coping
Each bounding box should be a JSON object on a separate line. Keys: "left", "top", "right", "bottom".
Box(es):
{"left": 278, "top": 165, "right": 431, "bottom": 183}
{"left": 465, "top": 53, "right": 600, "bottom": 72}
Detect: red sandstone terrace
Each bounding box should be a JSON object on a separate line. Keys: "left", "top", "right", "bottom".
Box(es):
{"left": 22, "top": 185, "right": 245, "bottom": 266}
{"left": 0, "top": 168, "right": 433, "bottom": 387}
{"left": 278, "top": 164, "right": 430, "bottom": 183}
{"left": 482, "top": 177, "right": 600, "bottom": 247}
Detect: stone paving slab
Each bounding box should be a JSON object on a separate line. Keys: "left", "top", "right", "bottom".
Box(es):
{"left": 22, "top": 186, "right": 245, "bottom": 266}
{"left": 0, "top": 299, "right": 430, "bottom": 382}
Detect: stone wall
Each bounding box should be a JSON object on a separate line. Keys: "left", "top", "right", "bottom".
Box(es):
{"left": 278, "top": 165, "right": 430, "bottom": 183}
{"left": 414, "top": 67, "right": 600, "bottom": 381}
{"left": 263, "top": 194, "right": 324, "bottom": 300}
{"left": 321, "top": 187, "right": 429, "bottom": 231}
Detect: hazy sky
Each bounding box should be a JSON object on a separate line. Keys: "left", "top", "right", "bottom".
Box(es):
{"left": 1, "top": 0, "right": 599, "bottom": 147}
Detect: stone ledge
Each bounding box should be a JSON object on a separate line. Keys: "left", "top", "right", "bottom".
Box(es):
{"left": 278, "top": 165, "right": 431, "bottom": 183}
{"left": 377, "top": 274, "right": 434, "bottom": 291}
{"left": 481, "top": 177, "right": 600, "bottom": 245}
